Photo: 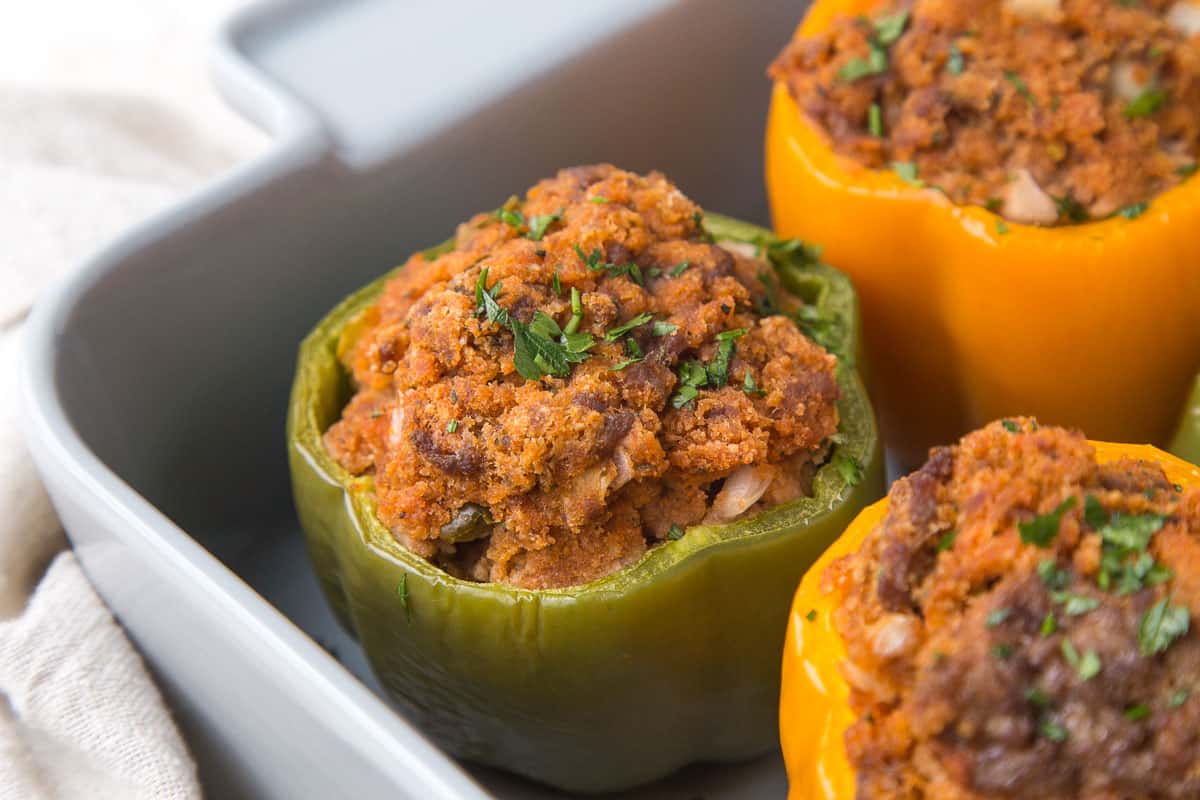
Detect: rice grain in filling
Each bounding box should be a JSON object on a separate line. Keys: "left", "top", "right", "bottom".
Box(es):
{"left": 770, "top": 0, "right": 1200, "bottom": 223}
{"left": 827, "top": 419, "right": 1200, "bottom": 799}
{"left": 323, "top": 165, "right": 841, "bottom": 589}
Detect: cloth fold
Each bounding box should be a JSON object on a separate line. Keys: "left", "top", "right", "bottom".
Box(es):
{"left": 1, "top": 1, "right": 264, "bottom": 796}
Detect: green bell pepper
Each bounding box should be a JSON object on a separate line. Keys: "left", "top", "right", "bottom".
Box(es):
{"left": 287, "top": 212, "right": 883, "bottom": 793}
{"left": 1169, "top": 373, "right": 1200, "bottom": 466}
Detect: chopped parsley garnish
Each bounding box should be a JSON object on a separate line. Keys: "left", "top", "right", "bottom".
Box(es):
{"left": 985, "top": 197, "right": 1003, "bottom": 213}
{"left": 986, "top": 608, "right": 1012, "bottom": 628}
{"left": 564, "top": 287, "right": 584, "bottom": 334}
{"left": 605, "top": 312, "right": 655, "bottom": 341}
{"left": 1037, "top": 559, "right": 1073, "bottom": 590}
{"left": 1025, "top": 687, "right": 1052, "bottom": 707}
{"left": 838, "top": 45, "right": 889, "bottom": 82}
{"left": 525, "top": 209, "right": 563, "bottom": 241}
{"left": 1138, "top": 596, "right": 1190, "bottom": 656}
{"left": 1084, "top": 495, "right": 1108, "bottom": 529}
{"left": 1169, "top": 689, "right": 1190, "bottom": 708}
{"left": 1001, "top": 419, "right": 1020, "bottom": 433}
{"left": 1040, "top": 612, "right": 1057, "bottom": 637}
{"left": 475, "top": 268, "right": 594, "bottom": 381}
{"left": 1116, "top": 201, "right": 1149, "bottom": 220}
{"left": 671, "top": 360, "right": 709, "bottom": 408}
{"left": 1125, "top": 87, "right": 1168, "bottom": 118}
{"left": 947, "top": 42, "right": 965, "bottom": 75}
{"left": 397, "top": 574, "right": 411, "bottom": 620}
{"left": 1004, "top": 70, "right": 1037, "bottom": 105}
{"left": 1053, "top": 591, "right": 1100, "bottom": 616}
{"left": 868, "top": 103, "right": 883, "bottom": 137}
{"left": 1054, "top": 194, "right": 1090, "bottom": 223}
{"left": 995, "top": 220, "right": 1010, "bottom": 235}
{"left": 992, "top": 643, "right": 1014, "bottom": 659}
{"left": 1019, "top": 497, "right": 1076, "bottom": 547}
{"left": 670, "top": 260, "right": 690, "bottom": 277}
{"left": 1179, "top": 164, "right": 1199, "bottom": 178}
{"left": 589, "top": 195, "right": 609, "bottom": 204}
{"left": 667, "top": 524, "right": 685, "bottom": 541}
{"left": 806, "top": 608, "right": 818, "bottom": 622}
{"left": 498, "top": 207, "right": 526, "bottom": 230}
{"left": 834, "top": 453, "right": 865, "bottom": 487}
{"left": 552, "top": 269, "right": 562, "bottom": 296}
{"left": 743, "top": 371, "right": 766, "bottom": 396}
{"left": 610, "top": 338, "right": 645, "bottom": 371}
{"left": 892, "top": 161, "right": 924, "bottom": 187}
{"left": 874, "top": 10, "right": 909, "bottom": 44}
{"left": 707, "top": 328, "right": 749, "bottom": 387}
{"left": 937, "top": 530, "right": 958, "bottom": 552}
{"left": 651, "top": 320, "right": 679, "bottom": 337}
{"left": 1095, "top": 512, "right": 1169, "bottom": 594}
{"left": 1124, "top": 704, "right": 1151, "bottom": 721}
{"left": 1039, "top": 719, "right": 1068, "bottom": 742}
{"left": 446, "top": 420, "right": 458, "bottom": 433}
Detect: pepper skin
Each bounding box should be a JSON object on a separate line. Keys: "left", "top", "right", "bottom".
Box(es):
{"left": 288, "top": 213, "right": 883, "bottom": 793}
{"left": 780, "top": 442, "right": 1200, "bottom": 799}
{"left": 766, "top": 0, "right": 1200, "bottom": 468}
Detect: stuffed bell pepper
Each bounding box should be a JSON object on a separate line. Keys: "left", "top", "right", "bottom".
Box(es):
{"left": 782, "top": 418, "right": 1200, "bottom": 798}
{"left": 288, "top": 165, "right": 882, "bottom": 792}
{"left": 767, "top": 0, "right": 1200, "bottom": 466}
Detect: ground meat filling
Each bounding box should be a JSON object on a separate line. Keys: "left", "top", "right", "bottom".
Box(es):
{"left": 323, "top": 165, "right": 841, "bottom": 589}
{"left": 770, "top": 0, "right": 1200, "bottom": 223}
{"left": 826, "top": 419, "right": 1200, "bottom": 799}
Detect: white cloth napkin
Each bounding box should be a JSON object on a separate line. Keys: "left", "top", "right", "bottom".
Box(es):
{"left": 0, "top": 2, "right": 264, "bottom": 796}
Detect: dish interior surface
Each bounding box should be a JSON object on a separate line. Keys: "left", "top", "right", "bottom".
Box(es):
{"left": 34, "top": 0, "right": 809, "bottom": 796}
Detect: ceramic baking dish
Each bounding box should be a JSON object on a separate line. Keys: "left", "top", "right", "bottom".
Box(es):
{"left": 21, "top": 0, "right": 806, "bottom": 796}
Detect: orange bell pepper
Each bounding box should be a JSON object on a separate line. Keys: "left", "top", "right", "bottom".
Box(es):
{"left": 766, "top": 0, "right": 1200, "bottom": 467}
{"left": 779, "top": 442, "right": 1200, "bottom": 799}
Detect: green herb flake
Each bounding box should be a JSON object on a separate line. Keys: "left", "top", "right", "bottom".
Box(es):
{"left": 1116, "top": 201, "right": 1150, "bottom": 220}
{"left": 610, "top": 338, "right": 645, "bottom": 372}
{"left": 743, "top": 370, "right": 766, "bottom": 397}
{"left": 947, "top": 42, "right": 965, "bottom": 75}
{"left": 986, "top": 608, "right": 1012, "bottom": 628}
{"left": 996, "top": 220, "right": 1010, "bottom": 235}
{"left": 552, "top": 269, "right": 562, "bottom": 296}
{"left": 1169, "top": 689, "right": 1190, "bottom": 708}
{"left": 605, "top": 312, "right": 655, "bottom": 341}
{"left": 446, "top": 420, "right": 458, "bottom": 433}
{"left": 1001, "top": 419, "right": 1020, "bottom": 433}
{"left": 873, "top": 10, "right": 909, "bottom": 45}
{"left": 1039, "top": 719, "right": 1068, "bottom": 742}
{"left": 499, "top": 207, "right": 526, "bottom": 230}
{"left": 667, "top": 524, "right": 685, "bottom": 541}
{"left": 1077, "top": 649, "right": 1102, "bottom": 680}
{"left": 1084, "top": 495, "right": 1108, "bottom": 530}
{"left": 806, "top": 609, "right": 818, "bottom": 622}
{"left": 706, "top": 329, "right": 748, "bottom": 387}
{"left": 1041, "top": 612, "right": 1058, "bottom": 637}
{"left": 937, "top": 530, "right": 958, "bottom": 552}
{"left": 1053, "top": 591, "right": 1101, "bottom": 616}
{"left": 1100, "top": 513, "right": 1165, "bottom": 553}
{"left": 1138, "top": 597, "right": 1190, "bottom": 656}
{"left": 671, "top": 360, "right": 710, "bottom": 409}
{"left": 1019, "top": 497, "right": 1077, "bottom": 548}
{"left": 1125, "top": 87, "right": 1168, "bottom": 118}
{"left": 1004, "top": 70, "right": 1037, "bottom": 105}
{"left": 589, "top": 195, "right": 609, "bottom": 204}
{"left": 1061, "top": 639, "right": 1080, "bottom": 667}
{"left": 868, "top": 103, "right": 884, "bottom": 137}
{"left": 892, "top": 161, "right": 924, "bottom": 187}
{"left": 1124, "top": 704, "right": 1151, "bottom": 721}
{"left": 838, "top": 45, "right": 889, "bottom": 82}
{"left": 670, "top": 260, "right": 690, "bottom": 277}
{"left": 525, "top": 208, "right": 563, "bottom": 241}
{"left": 992, "top": 643, "right": 1014, "bottom": 660}
{"left": 1038, "top": 559, "right": 1073, "bottom": 590}
{"left": 1054, "top": 194, "right": 1090, "bottom": 223}
{"left": 651, "top": 320, "right": 678, "bottom": 337}
{"left": 1178, "top": 164, "right": 1198, "bottom": 178}
{"left": 834, "top": 453, "right": 865, "bottom": 487}
{"left": 1025, "top": 687, "right": 1052, "bottom": 707}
